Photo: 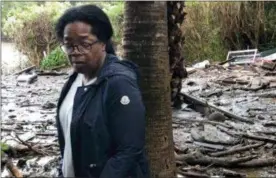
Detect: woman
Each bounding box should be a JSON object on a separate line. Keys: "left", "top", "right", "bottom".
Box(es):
{"left": 55, "top": 4, "right": 149, "bottom": 178}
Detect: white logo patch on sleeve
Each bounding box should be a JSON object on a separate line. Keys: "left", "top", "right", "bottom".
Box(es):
{"left": 120, "top": 95, "right": 130, "bottom": 105}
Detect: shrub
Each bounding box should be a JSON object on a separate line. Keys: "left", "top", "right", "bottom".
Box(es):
{"left": 2, "top": 2, "right": 72, "bottom": 66}
{"left": 183, "top": 2, "right": 227, "bottom": 64}
{"left": 183, "top": 1, "right": 276, "bottom": 64}
{"left": 40, "top": 46, "right": 69, "bottom": 70}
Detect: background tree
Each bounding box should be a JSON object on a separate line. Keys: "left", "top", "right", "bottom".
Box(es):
{"left": 123, "top": 2, "right": 176, "bottom": 178}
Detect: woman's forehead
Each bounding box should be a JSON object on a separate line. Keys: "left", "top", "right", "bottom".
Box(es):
{"left": 64, "top": 21, "right": 96, "bottom": 39}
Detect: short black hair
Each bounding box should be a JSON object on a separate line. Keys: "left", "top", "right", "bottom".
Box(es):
{"left": 55, "top": 4, "right": 114, "bottom": 44}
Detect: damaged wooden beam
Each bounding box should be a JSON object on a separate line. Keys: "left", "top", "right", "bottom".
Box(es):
{"left": 210, "top": 142, "right": 264, "bottom": 157}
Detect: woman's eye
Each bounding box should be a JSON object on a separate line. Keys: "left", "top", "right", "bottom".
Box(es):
{"left": 81, "top": 42, "right": 91, "bottom": 47}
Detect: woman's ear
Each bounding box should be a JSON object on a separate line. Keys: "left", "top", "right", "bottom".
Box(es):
{"left": 102, "top": 43, "right": 106, "bottom": 52}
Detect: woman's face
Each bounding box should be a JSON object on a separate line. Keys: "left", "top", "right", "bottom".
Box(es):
{"left": 63, "top": 21, "right": 106, "bottom": 75}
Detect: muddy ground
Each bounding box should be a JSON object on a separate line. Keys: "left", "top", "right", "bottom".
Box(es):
{"left": 1, "top": 64, "right": 276, "bottom": 177}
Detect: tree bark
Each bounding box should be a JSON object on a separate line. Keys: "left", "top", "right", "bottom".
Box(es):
{"left": 123, "top": 2, "right": 176, "bottom": 177}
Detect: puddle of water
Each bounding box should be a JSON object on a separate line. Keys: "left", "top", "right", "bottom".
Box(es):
{"left": 1, "top": 42, "right": 30, "bottom": 74}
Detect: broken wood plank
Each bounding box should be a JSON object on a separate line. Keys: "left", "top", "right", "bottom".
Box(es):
{"left": 233, "top": 84, "right": 266, "bottom": 91}
{"left": 193, "top": 141, "right": 226, "bottom": 151}
{"left": 210, "top": 142, "right": 264, "bottom": 157}
{"left": 261, "top": 61, "right": 276, "bottom": 71}
{"left": 181, "top": 93, "right": 254, "bottom": 124}
{"left": 173, "top": 118, "right": 233, "bottom": 129}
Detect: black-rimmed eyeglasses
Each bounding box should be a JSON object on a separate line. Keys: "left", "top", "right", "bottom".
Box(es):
{"left": 61, "top": 40, "right": 100, "bottom": 54}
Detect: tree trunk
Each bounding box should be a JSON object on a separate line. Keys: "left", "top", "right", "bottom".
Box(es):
{"left": 167, "top": 1, "right": 187, "bottom": 108}
{"left": 123, "top": 2, "right": 176, "bottom": 178}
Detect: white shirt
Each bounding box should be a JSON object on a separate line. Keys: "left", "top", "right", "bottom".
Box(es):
{"left": 59, "top": 74, "right": 97, "bottom": 177}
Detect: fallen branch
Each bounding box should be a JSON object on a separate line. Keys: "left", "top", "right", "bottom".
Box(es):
{"left": 210, "top": 142, "right": 264, "bottom": 157}
{"left": 238, "top": 158, "right": 276, "bottom": 167}
{"left": 233, "top": 84, "right": 266, "bottom": 91}
{"left": 13, "top": 65, "right": 36, "bottom": 76}
{"left": 36, "top": 71, "right": 67, "bottom": 76}
{"left": 181, "top": 93, "right": 254, "bottom": 124}
{"left": 175, "top": 151, "right": 257, "bottom": 167}
{"left": 177, "top": 169, "right": 210, "bottom": 178}
{"left": 14, "top": 133, "right": 48, "bottom": 156}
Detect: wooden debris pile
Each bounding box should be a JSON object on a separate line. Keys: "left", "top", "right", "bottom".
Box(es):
{"left": 174, "top": 64, "right": 276, "bottom": 177}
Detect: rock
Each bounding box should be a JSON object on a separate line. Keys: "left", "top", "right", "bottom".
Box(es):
{"left": 208, "top": 112, "right": 227, "bottom": 122}
{"left": 16, "top": 73, "right": 37, "bottom": 84}
{"left": 17, "top": 159, "right": 27, "bottom": 168}
{"left": 8, "top": 115, "right": 16, "bottom": 119}
{"left": 18, "top": 132, "right": 36, "bottom": 142}
{"left": 191, "top": 124, "right": 239, "bottom": 145}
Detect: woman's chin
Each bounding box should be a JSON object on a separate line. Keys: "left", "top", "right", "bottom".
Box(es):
{"left": 73, "top": 64, "right": 85, "bottom": 73}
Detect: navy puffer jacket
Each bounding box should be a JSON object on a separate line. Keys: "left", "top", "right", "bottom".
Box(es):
{"left": 56, "top": 54, "right": 149, "bottom": 178}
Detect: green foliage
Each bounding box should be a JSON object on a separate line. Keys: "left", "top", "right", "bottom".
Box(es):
{"left": 1, "top": 142, "right": 9, "bottom": 151}
{"left": 1, "top": 142, "right": 9, "bottom": 156}
{"left": 40, "top": 46, "right": 69, "bottom": 70}
{"left": 183, "top": 2, "right": 227, "bottom": 64}
{"left": 183, "top": 2, "right": 276, "bottom": 64}
{"left": 2, "top": 2, "right": 72, "bottom": 66}
{"left": 103, "top": 2, "right": 124, "bottom": 44}
{"left": 2, "top": 1, "right": 124, "bottom": 67}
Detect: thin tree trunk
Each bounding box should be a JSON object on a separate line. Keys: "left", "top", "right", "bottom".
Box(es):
{"left": 123, "top": 2, "right": 176, "bottom": 178}
{"left": 167, "top": 1, "right": 187, "bottom": 108}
